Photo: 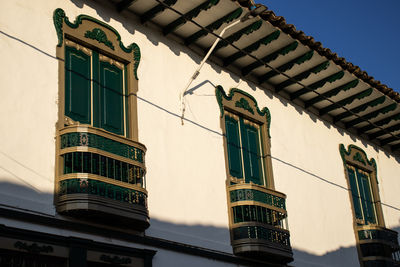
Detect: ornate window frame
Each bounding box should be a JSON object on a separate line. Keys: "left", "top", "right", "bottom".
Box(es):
{"left": 53, "top": 9, "right": 149, "bottom": 230}
{"left": 53, "top": 8, "right": 141, "bottom": 139}
{"left": 216, "top": 85, "right": 274, "bottom": 188}
{"left": 339, "top": 144, "right": 384, "bottom": 227}
{"left": 339, "top": 144, "right": 400, "bottom": 265}
{"left": 216, "top": 86, "right": 293, "bottom": 263}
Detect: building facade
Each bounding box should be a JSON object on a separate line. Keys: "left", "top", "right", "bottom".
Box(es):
{"left": 0, "top": 0, "right": 399, "bottom": 266}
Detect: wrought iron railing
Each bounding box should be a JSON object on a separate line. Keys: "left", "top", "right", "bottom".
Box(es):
{"left": 56, "top": 126, "right": 149, "bottom": 229}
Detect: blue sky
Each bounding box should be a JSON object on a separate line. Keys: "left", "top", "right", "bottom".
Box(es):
{"left": 258, "top": 0, "right": 400, "bottom": 93}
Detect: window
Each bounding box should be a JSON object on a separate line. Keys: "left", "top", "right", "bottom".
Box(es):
{"left": 216, "top": 86, "right": 274, "bottom": 187}
{"left": 65, "top": 42, "right": 127, "bottom": 135}
{"left": 346, "top": 165, "right": 376, "bottom": 225}
{"left": 53, "top": 9, "right": 149, "bottom": 230}
{"left": 340, "top": 144, "right": 400, "bottom": 266}
{"left": 216, "top": 86, "right": 293, "bottom": 264}
{"left": 339, "top": 144, "right": 383, "bottom": 226}
{"left": 225, "top": 112, "right": 264, "bottom": 185}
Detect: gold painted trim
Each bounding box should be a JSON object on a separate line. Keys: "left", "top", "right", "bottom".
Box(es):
{"left": 59, "top": 125, "right": 146, "bottom": 151}
{"left": 340, "top": 144, "right": 386, "bottom": 267}
{"left": 228, "top": 183, "right": 286, "bottom": 199}
{"left": 231, "top": 222, "right": 290, "bottom": 233}
{"left": 59, "top": 174, "right": 147, "bottom": 193}
{"left": 55, "top": 17, "right": 144, "bottom": 217}
{"left": 99, "top": 54, "right": 124, "bottom": 69}
{"left": 229, "top": 201, "right": 286, "bottom": 214}
{"left": 59, "top": 147, "right": 145, "bottom": 169}
{"left": 65, "top": 39, "right": 92, "bottom": 56}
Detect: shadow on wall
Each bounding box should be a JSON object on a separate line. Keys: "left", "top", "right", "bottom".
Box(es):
{"left": 2, "top": 181, "right": 397, "bottom": 266}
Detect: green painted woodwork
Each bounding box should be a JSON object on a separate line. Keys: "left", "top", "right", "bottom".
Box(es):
{"left": 333, "top": 96, "right": 386, "bottom": 123}
{"left": 140, "top": 0, "right": 177, "bottom": 23}
{"left": 275, "top": 61, "right": 330, "bottom": 93}
{"left": 353, "top": 152, "right": 367, "bottom": 165}
{"left": 230, "top": 188, "right": 286, "bottom": 210}
{"left": 99, "top": 61, "right": 124, "bottom": 135}
{"left": 345, "top": 103, "right": 397, "bottom": 128}
{"left": 223, "top": 30, "right": 280, "bottom": 67}
{"left": 84, "top": 28, "right": 115, "bottom": 50}
{"left": 61, "top": 132, "right": 144, "bottom": 163}
{"left": 65, "top": 46, "right": 91, "bottom": 124}
{"left": 92, "top": 51, "right": 100, "bottom": 128}
{"left": 305, "top": 79, "right": 360, "bottom": 109}
{"left": 215, "top": 86, "right": 271, "bottom": 137}
{"left": 258, "top": 51, "right": 314, "bottom": 84}
{"left": 290, "top": 71, "right": 345, "bottom": 101}
{"left": 357, "top": 113, "right": 400, "bottom": 134}
{"left": 347, "top": 167, "right": 364, "bottom": 221}
{"left": 369, "top": 122, "right": 400, "bottom": 140}
{"left": 240, "top": 120, "right": 262, "bottom": 185}
{"left": 214, "top": 20, "right": 262, "bottom": 51}
{"left": 339, "top": 144, "right": 377, "bottom": 170}
{"left": 232, "top": 226, "right": 290, "bottom": 247}
{"left": 225, "top": 116, "right": 243, "bottom": 178}
{"left": 124, "top": 65, "right": 130, "bottom": 138}
{"left": 184, "top": 8, "right": 243, "bottom": 46}
{"left": 319, "top": 87, "right": 372, "bottom": 116}
{"left": 58, "top": 178, "right": 147, "bottom": 207}
{"left": 232, "top": 205, "right": 285, "bottom": 225}
{"left": 242, "top": 41, "right": 298, "bottom": 76}
{"left": 339, "top": 144, "right": 378, "bottom": 184}
{"left": 63, "top": 152, "right": 144, "bottom": 186}
{"left": 163, "top": 0, "right": 219, "bottom": 35}
{"left": 346, "top": 167, "right": 376, "bottom": 225}
{"left": 235, "top": 98, "right": 254, "bottom": 114}
{"left": 358, "top": 170, "right": 376, "bottom": 224}
{"left": 53, "top": 8, "right": 141, "bottom": 79}
{"left": 358, "top": 228, "right": 399, "bottom": 245}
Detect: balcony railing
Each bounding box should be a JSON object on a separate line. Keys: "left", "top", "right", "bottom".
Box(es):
{"left": 227, "top": 183, "right": 293, "bottom": 263}
{"left": 358, "top": 225, "right": 400, "bottom": 265}
{"left": 55, "top": 125, "right": 149, "bottom": 230}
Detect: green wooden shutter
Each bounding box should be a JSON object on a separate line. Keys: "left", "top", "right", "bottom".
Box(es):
{"left": 99, "top": 61, "right": 124, "bottom": 135}
{"left": 225, "top": 115, "right": 243, "bottom": 178}
{"left": 65, "top": 46, "right": 91, "bottom": 124}
{"left": 347, "top": 167, "right": 363, "bottom": 221}
{"left": 357, "top": 170, "right": 376, "bottom": 224}
{"left": 240, "top": 119, "right": 263, "bottom": 185}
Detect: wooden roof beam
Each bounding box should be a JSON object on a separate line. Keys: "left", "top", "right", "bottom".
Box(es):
{"left": 163, "top": 0, "right": 219, "bottom": 35}
{"left": 289, "top": 71, "right": 344, "bottom": 101}
{"left": 368, "top": 123, "right": 400, "bottom": 140}
{"left": 257, "top": 51, "right": 313, "bottom": 84}
{"left": 357, "top": 113, "right": 400, "bottom": 134}
{"left": 274, "top": 61, "right": 329, "bottom": 94}
{"left": 223, "top": 30, "right": 280, "bottom": 66}
{"left": 332, "top": 96, "right": 386, "bottom": 123}
{"left": 212, "top": 20, "right": 262, "bottom": 52}
{"left": 241, "top": 41, "right": 298, "bottom": 76}
{"left": 116, "top": 0, "right": 137, "bottom": 12}
{"left": 380, "top": 134, "right": 400, "bottom": 146}
{"left": 141, "top": 0, "right": 177, "bottom": 24}
{"left": 345, "top": 103, "right": 397, "bottom": 128}
{"left": 184, "top": 7, "right": 243, "bottom": 46}
{"left": 304, "top": 80, "right": 359, "bottom": 109}
{"left": 318, "top": 87, "right": 371, "bottom": 116}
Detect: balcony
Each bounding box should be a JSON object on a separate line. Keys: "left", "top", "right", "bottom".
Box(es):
{"left": 55, "top": 125, "right": 149, "bottom": 231}
{"left": 358, "top": 225, "right": 400, "bottom": 266}
{"left": 227, "top": 183, "right": 293, "bottom": 263}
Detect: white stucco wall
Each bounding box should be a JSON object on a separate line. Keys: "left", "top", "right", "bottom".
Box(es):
{"left": 0, "top": 0, "right": 399, "bottom": 266}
